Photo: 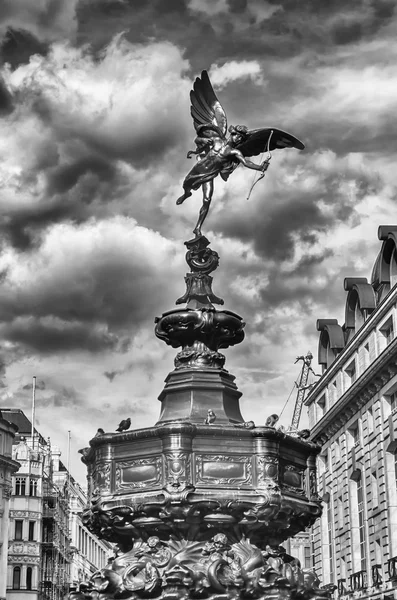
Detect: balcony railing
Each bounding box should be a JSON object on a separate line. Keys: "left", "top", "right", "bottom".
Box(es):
{"left": 349, "top": 570, "right": 367, "bottom": 591}
{"left": 371, "top": 564, "right": 382, "bottom": 587}
{"left": 388, "top": 556, "right": 397, "bottom": 580}
{"left": 337, "top": 578, "right": 347, "bottom": 595}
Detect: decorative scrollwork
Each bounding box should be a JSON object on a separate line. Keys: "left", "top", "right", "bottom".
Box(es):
{"left": 70, "top": 533, "right": 330, "bottom": 600}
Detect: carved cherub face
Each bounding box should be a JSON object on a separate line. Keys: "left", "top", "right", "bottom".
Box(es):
{"left": 213, "top": 533, "right": 228, "bottom": 548}
{"left": 147, "top": 536, "right": 160, "bottom": 548}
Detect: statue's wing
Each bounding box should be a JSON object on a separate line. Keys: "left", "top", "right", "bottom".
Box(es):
{"left": 190, "top": 70, "right": 227, "bottom": 138}
{"left": 236, "top": 128, "right": 305, "bottom": 157}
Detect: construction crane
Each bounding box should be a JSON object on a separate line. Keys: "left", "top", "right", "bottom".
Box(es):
{"left": 290, "top": 351, "right": 320, "bottom": 432}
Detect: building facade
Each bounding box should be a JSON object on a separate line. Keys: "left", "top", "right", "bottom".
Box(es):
{"left": 0, "top": 415, "right": 20, "bottom": 600}
{"left": 305, "top": 225, "right": 397, "bottom": 599}
{"left": 51, "top": 449, "right": 111, "bottom": 586}
{"left": 1, "top": 408, "right": 112, "bottom": 597}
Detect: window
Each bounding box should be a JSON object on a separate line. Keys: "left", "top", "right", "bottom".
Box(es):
{"left": 304, "top": 545, "right": 311, "bottom": 569}
{"left": 334, "top": 437, "right": 341, "bottom": 461}
{"left": 391, "top": 392, "right": 397, "bottom": 413}
{"left": 28, "top": 521, "right": 35, "bottom": 541}
{"left": 338, "top": 495, "right": 344, "bottom": 528}
{"left": 363, "top": 343, "right": 370, "bottom": 369}
{"left": 394, "top": 452, "right": 397, "bottom": 489}
{"left": 375, "top": 539, "right": 382, "bottom": 574}
{"left": 320, "top": 449, "right": 329, "bottom": 471}
{"left": 380, "top": 316, "right": 394, "bottom": 345}
{"left": 348, "top": 422, "right": 360, "bottom": 448}
{"left": 340, "top": 555, "right": 347, "bottom": 580}
{"left": 15, "top": 520, "right": 23, "bottom": 540}
{"left": 371, "top": 470, "right": 378, "bottom": 506}
{"left": 367, "top": 407, "right": 374, "bottom": 434}
{"left": 357, "top": 477, "right": 366, "bottom": 571}
{"left": 12, "top": 566, "right": 21, "bottom": 590}
{"left": 317, "top": 395, "right": 326, "bottom": 419}
{"left": 29, "top": 478, "right": 38, "bottom": 496}
{"left": 26, "top": 567, "right": 33, "bottom": 590}
{"left": 15, "top": 476, "right": 26, "bottom": 496}
{"left": 328, "top": 498, "right": 334, "bottom": 583}
{"left": 345, "top": 360, "right": 357, "bottom": 385}
{"left": 331, "top": 380, "right": 338, "bottom": 405}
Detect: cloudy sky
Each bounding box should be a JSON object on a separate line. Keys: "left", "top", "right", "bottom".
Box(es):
{"left": 0, "top": 0, "right": 395, "bottom": 483}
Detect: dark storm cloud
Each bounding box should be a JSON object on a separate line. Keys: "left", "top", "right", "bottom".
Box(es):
{"left": 0, "top": 37, "right": 193, "bottom": 252}
{"left": 0, "top": 217, "right": 181, "bottom": 355}
{"left": 217, "top": 155, "right": 374, "bottom": 262}
{"left": 1, "top": 318, "right": 121, "bottom": 353}
{"left": 0, "top": 29, "right": 48, "bottom": 68}
{"left": 77, "top": 0, "right": 396, "bottom": 72}
{"left": 0, "top": 0, "right": 78, "bottom": 47}
{"left": 0, "top": 75, "right": 13, "bottom": 114}
{"left": 46, "top": 156, "right": 118, "bottom": 196}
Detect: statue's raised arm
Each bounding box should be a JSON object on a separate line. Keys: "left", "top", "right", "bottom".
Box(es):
{"left": 177, "top": 70, "right": 305, "bottom": 237}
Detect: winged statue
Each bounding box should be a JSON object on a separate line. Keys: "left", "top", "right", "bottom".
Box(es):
{"left": 176, "top": 70, "right": 305, "bottom": 237}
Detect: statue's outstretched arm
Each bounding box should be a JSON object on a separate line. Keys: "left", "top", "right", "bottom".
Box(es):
{"left": 232, "top": 150, "right": 269, "bottom": 172}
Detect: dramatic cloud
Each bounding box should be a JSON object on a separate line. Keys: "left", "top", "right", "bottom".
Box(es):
{"left": 209, "top": 60, "right": 264, "bottom": 88}
{"left": 1, "top": 0, "right": 397, "bottom": 482}
{"left": 0, "top": 218, "right": 182, "bottom": 352}
{"left": 0, "top": 0, "right": 78, "bottom": 44}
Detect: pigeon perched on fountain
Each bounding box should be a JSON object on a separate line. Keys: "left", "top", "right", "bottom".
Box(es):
{"left": 116, "top": 418, "right": 131, "bottom": 432}
{"left": 265, "top": 414, "right": 279, "bottom": 428}
{"left": 204, "top": 409, "right": 216, "bottom": 425}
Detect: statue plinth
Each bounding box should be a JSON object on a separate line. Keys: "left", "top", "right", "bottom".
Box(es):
{"left": 79, "top": 422, "right": 322, "bottom": 599}
{"left": 73, "top": 234, "right": 329, "bottom": 600}
{"left": 157, "top": 367, "right": 243, "bottom": 424}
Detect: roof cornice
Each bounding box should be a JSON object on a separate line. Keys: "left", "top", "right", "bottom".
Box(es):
{"left": 306, "top": 284, "right": 397, "bottom": 406}
{"left": 0, "top": 455, "right": 20, "bottom": 473}
{"left": 309, "top": 336, "right": 397, "bottom": 444}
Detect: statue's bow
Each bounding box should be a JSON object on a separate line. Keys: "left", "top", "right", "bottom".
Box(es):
{"left": 246, "top": 129, "right": 274, "bottom": 201}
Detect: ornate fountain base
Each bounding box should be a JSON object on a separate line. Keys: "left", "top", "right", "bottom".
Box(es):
{"left": 75, "top": 422, "right": 327, "bottom": 600}
{"left": 71, "top": 534, "right": 331, "bottom": 600}
{"left": 71, "top": 233, "right": 332, "bottom": 600}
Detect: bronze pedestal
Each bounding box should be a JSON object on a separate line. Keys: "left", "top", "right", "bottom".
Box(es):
{"left": 72, "top": 235, "right": 330, "bottom": 600}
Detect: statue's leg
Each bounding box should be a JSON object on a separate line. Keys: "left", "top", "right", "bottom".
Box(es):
{"left": 176, "top": 187, "right": 192, "bottom": 205}
{"left": 193, "top": 181, "right": 213, "bottom": 236}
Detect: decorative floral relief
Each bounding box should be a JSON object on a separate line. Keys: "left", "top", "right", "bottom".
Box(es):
{"left": 94, "top": 462, "right": 111, "bottom": 494}
{"left": 257, "top": 455, "right": 279, "bottom": 487}
{"left": 68, "top": 533, "right": 331, "bottom": 600}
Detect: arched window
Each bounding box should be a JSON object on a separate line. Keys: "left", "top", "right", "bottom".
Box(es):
{"left": 13, "top": 566, "right": 21, "bottom": 590}
{"left": 26, "top": 567, "right": 33, "bottom": 590}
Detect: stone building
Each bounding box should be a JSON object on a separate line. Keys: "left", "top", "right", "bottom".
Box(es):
{"left": 0, "top": 414, "right": 20, "bottom": 600}
{"left": 1, "top": 408, "right": 111, "bottom": 597}
{"left": 51, "top": 450, "right": 112, "bottom": 586}
{"left": 2, "top": 408, "right": 70, "bottom": 599}
{"left": 305, "top": 225, "right": 397, "bottom": 599}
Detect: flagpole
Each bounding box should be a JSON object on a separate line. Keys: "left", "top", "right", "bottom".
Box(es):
{"left": 67, "top": 430, "right": 71, "bottom": 488}
{"left": 31, "top": 376, "right": 36, "bottom": 450}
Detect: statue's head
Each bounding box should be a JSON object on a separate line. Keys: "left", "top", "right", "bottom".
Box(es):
{"left": 229, "top": 124, "right": 248, "bottom": 145}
